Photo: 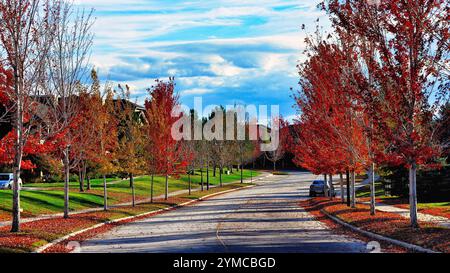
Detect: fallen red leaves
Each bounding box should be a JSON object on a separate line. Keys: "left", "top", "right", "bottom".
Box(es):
{"left": 301, "top": 197, "right": 450, "bottom": 253}
{"left": 419, "top": 208, "right": 450, "bottom": 219}
{"left": 0, "top": 199, "right": 187, "bottom": 253}
{"left": 300, "top": 198, "right": 406, "bottom": 253}
{"left": 0, "top": 183, "right": 246, "bottom": 253}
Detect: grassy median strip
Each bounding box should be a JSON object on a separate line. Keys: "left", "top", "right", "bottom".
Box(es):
{"left": 301, "top": 198, "right": 449, "bottom": 253}
{"left": 0, "top": 183, "right": 253, "bottom": 253}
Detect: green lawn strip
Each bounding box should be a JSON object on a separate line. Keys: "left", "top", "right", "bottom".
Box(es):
{"left": 0, "top": 170, "right": 261, "bottom": 221}
{"left": 23, "top": 177, "right": 121, "bottom": 188}
{"left": 0, "top": 183, "right": 251, "bottom": 253}
{"left": 355, "top": 182, "right": 385, "bottom": 198}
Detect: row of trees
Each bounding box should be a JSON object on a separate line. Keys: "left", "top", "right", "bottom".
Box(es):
{"left": 0, "top": 0, "right": 96, "bottom": 232}
{"left": 292, "top": 0, "right": 448, "bottom": 227}
{"left": 1, "top": 44, "right": 265, "bottom": 235}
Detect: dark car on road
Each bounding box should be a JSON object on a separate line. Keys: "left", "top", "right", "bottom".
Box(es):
{"left": 309, "top": 180, "right": 334, "bottom": 197}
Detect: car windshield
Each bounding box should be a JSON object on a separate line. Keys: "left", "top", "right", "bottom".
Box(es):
{"left": 0, "top": 175, "right": 10, "bottom": 181}
{"left": 313, "top": 181, "right": 324, "bottom": 185}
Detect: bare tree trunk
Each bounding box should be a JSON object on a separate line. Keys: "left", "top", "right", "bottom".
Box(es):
{"left": 87, "top": 175, "right": 91, "bottom": 191}
{"left": 213, "top": 165, "right": 216, "bottom": 177}
{"left": 188, "top": 172, "right": 191, "bottom": 195}
{"left": 351, "top": 171, "right": 356, "bottom": 208}
{"left": 165, "top": 175, "right": 169, "bottom": 200}
{"left": 82, "top": 162, "right": 87, "bottom": 191}
{"left": 329, "top": 174, "right": 334, "bottom": 200}
{"left": 78, "top": 167, "right": 84, "bottom": 192}
{"left": 103, "top": 174, "right": 108, "bottom": 211}
{"left": 150, "top": 174, "right": 154, "bottom": 203}
{"left": 64, "top": 148, "right": 70, "bottom": 219}
{"left": 273, "top": 161, "right": 276, "bottom": 171}
{"left": 370, "top": 163, "right": 376, "bottom": 216}
{"left": 409, "top": 163, "right": 419, "bottom": 228}
{"left": 241, "top": 162, "right": 244, "bottom": 184}
{"left": 11, "top": 146, "right": 22, "bottom": 232}
{"left": 130, "top": 173, "right": 135, "bottom": 207}
{"left": 324, "top": 174, "right": 328, "bottom": 197}
{"left": 11, "top": 166, "right": 21, "bottom": 232}
{"left": 339, "top": 173, "right": 345, "bottom": 203}
{"left": 11, "top": 96, "right": 23, "bottom": 231}
{"left": 200, "top": 167, "right": 204, "bottom": 191}
{"left": 346, "top": 169, "right": 351, "bottom": 207}
{"left": 206, "top": 162, "right": 210, "bottom": 191}
{"left": 219, "top": 167, "right": 223, "bottom": 187}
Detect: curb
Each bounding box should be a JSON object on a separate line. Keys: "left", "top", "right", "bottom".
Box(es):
{"left": 320, "top": 209, "right": 440, "bottom": 254}
{"left": 35, "top": 183, "right": 257, "bottom": 253}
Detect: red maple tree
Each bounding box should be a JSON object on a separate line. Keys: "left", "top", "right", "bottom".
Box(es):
{"left": 293, "top": 40, "right": 370, "bottom": 204}
{"left": 145, "top": 78, "right": 189, "bottom": 200}
{"left": 327, "top": 0, "right": 448, "bottom": 227}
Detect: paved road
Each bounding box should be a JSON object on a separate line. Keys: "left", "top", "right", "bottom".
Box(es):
{"left": 81, "top": 172, "right": 368, "bottom": 253}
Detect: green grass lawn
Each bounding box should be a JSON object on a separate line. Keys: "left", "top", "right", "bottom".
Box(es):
{"left": 0, "top": 169, "right": 260, "bottom": 220}
{"left": 355, "top": 182, "right": 385, "bottom": 198}
{"left": 23, "top": 177, "right": 121, "bottom": 188}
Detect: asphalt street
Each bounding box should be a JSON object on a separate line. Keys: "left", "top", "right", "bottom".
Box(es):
{"left": 81, "top": 172, "right": 368, "bottom": 253}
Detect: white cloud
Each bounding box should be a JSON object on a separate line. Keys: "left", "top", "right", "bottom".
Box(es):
{"left": 75, "top": 0, "right": 330, "bottom": 117}
{"left": 181, "top": 88, "right": 214, "bottom": 95}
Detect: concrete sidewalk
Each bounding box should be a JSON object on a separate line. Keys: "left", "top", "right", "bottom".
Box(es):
{"left": 324, "top": 181, "right": 449, "bottom": 229}
{"left": 361, "top": 201, "right": 450, "bottom": 228}
{"left": 0, "top": 172, "right": 272, "bottom": 228}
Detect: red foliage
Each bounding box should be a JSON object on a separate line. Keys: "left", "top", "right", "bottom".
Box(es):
{"left": 292, "top": 42, "right": 370, "bottom": 175}
{"left": 0, "top": 64, "right": 64, "bottom": 170}
{"left": 326, "top": 0, "right": 448, "bottom": 169}
{"left": 144, "top": 79, "right": 189, "bottom": 177}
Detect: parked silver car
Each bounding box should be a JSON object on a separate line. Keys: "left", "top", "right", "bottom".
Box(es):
{"left": 0, "top": 173, "right": 22, "bottom": 190}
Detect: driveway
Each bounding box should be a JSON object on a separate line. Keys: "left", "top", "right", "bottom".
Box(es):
{"left": 81, "top": 172, "right": 368, "bottom": 253}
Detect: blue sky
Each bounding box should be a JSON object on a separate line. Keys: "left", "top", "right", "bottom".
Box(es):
{"left": 76, "top": 0, "right": 329, "bottom": 120}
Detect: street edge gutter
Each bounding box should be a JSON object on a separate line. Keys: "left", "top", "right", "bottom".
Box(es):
{"left": 320, "top": 209, "right": 440, "bottom": 253}
{"left": 34, "top": 178, "right": 268, "bottom": 253}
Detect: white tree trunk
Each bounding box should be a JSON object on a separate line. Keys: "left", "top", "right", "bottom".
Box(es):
{"left": 370, "top": 163, "right": 376, "bottom": 215}
{"left": 351, "top": 171, "right": 356, "bottom": 208}
{"left": 409, "top": 163, "right": 419, "bottom": 228}
{"left": 329, "top": 174, "right": 334, "bottom": 200}
{"left": 339, "top": 173, "right": 345, "bottom": 203}
{"left": 64, "top": 148, "right": 70, "bottom": 218}
{"left": 103, "top": 174, "right": 108, "bottom": 211}
{"left": 11, "top": 167, "right": 21, "bottom": 232}
{"left": 11, "top": 106, "right": 22, "bottom": 231}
